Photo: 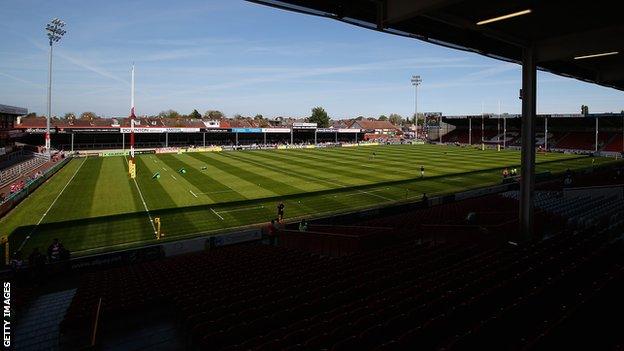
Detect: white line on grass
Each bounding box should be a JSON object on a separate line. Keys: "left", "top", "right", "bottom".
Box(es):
{"left": 211, "top": 208, "right": 224, "bottom": 220}
{"left": 125, "top": 157, "right": 158, "bottom": 235}
{"left": 18, "top": 157, "right": 87, "bottom": 252}
{"left": 171, "top": 174, "right": 177, "bottom": 180}
{"left": 189, "top": 190, "right": 198, "bottom": 198}
{"left": 357, "top": 189, "right": 394, "bottom": 202}
{"left": 132, "top": 177, "right": 158, "bottom": 234}
{"left": 197, "top": 189, "right": 236, "bottom": 195}
{"left": 217, "top": 205, "right": 265, "bottom": 214}
{"left": 344, "top": 188, "right": 390, "bottom": 198}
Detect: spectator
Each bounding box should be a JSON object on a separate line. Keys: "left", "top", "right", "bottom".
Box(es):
{"left": 465, "top": 212, "right": 477, "bottom": 225}
{"left": 10, "top": 251, "right": 25, "bottom": 282}
{"left": 422, "top": 193, "right": 429, "bottom": 207}
{"left": 502, "top": 168, "right": 509, "bottom": 178}
{"left": 10, "top": 251, "right": 24, "bottom": 272}
{"left": 298, "top": 219, "right": 308, "bottom": 232}
{"left": 47, "top": 238, "right": 64, "bottom": 262}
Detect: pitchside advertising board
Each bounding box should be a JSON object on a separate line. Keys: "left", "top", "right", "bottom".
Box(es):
{"left": 231, "top": 128, "right": 262, "bottom": 133}
{"left": 316, "top": 128, "right": 361, "bottom": 133}
{"left": 120, "top": 127, "right": 201, "bottom": 133}
{"left": 100, "top": 150, "right": 155, "bottom": 157}
{"left": 292, "top": 122, "right": 317, "bottom": 130}
{"left": 23, "top": 128, "right": 120, "bottom": 133}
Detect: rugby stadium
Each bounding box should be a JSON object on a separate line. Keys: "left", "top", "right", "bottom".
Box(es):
{"left": 2, "top": 1, "right": 624, "bottom": 350}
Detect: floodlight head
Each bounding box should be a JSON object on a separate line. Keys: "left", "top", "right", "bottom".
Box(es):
{"left": 411, "top": 75, "right": 422, "bottom": 86}
{"left": 45, "top": 18, "right": 66, "bottom": 45}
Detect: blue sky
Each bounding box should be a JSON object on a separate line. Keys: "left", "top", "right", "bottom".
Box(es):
{"left": 1, "top": 0, "right": 622, "bottom": 119}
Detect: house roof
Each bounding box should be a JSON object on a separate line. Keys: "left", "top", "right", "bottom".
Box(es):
{"left": 352, "top": 119, "right": 400, "bottom": 130}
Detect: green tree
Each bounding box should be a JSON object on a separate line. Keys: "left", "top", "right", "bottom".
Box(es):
{"left": 157, "top": 110, "right": 180, "bottom": 118}
{"left": 355, "top": 116, "right": 364, "bottom": 121}
{"left": 189, "top": 109, "right": 201, "bottom": 119}
{"left": 204, "top": 110, "right": 224, "bottom": 119}
{"left": 79, "top": 111, "right": 97, "bottom": 121}
{"left": 309, "top": 106, "right": 330, "bottom": 127}
{"left": 388, "top": 113, "right": 402, "bottom": 126}
{"left": 378, "top": 115, "right": 388, "bottom": 121}
{"left": 63, "top": 112, "right": 76, "bottom": 121}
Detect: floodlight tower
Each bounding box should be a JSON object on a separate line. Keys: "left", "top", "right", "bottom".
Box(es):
{"left": 45, "top": 18, "right": 66, "bottom": 157}
{"left": 411, "top": 75, "right": 422, "bottom": 139}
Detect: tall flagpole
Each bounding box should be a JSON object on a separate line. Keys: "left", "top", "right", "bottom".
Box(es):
{"left": 129, "top": 64, "right": 137, "bottom": 178}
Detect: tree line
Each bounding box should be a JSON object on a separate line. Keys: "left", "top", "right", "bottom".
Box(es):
{"left": 26, "top": 107, "right": 418, "bottom": 128}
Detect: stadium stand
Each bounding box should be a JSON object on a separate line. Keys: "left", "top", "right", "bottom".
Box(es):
{"left": 49, "top": 169, "right": 624, "bottom": 350}
{"left": 57, "top": 223, "right": 624, "bottom": 350}
{"left": 0, "top": 151, "right": 48, "bottom": 188}
{"left": 553, "top": 131, "right": 611, "bottom": 151}
{"left": 603, "top": 134, "right": 624, "bottom": 152}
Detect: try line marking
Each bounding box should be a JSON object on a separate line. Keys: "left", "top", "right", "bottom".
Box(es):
{"left": 18, "top": 157, "right": 87, "bottom": 252}
{"left": 210, "top": 208, "right": 224, "bottom": 220}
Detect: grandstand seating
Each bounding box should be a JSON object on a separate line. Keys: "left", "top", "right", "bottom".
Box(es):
{"left": 0, "top": 153, "right": 47, "bottom": 188}
{"left": 0, "top": 148, "right": 28, "bottom": 170}
{"left": 57, "top": 184, "right": 624, "bottom": 350}
{"left": 60, "top": 225, "right": 624, "bottom": 350}
{"left": 501, "top": 190, "right": 623, "bottom": 230}
{"left": 603, "top": 134, "right": 623, "bottom": 152}
{"left": 553, "top": 131, "right": 611, "bottom": 150}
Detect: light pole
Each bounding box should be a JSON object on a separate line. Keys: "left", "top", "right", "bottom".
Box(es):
{"left": 45, "top": 18, "right": 66, "bottom": 157}
{"left": 411, "top": 75, "right": 422, "bottom": 139}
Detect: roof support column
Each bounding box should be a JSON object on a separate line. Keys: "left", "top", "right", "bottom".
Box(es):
{"left": 520, "top": 46, "right": 536, "bottom": 239}
{"left": 595, "top": 117, "right": 599, "bottom": 152}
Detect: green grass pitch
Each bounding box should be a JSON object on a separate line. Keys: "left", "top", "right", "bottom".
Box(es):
{"left": 1, "top": 144, "right": 616, "bottom": 256}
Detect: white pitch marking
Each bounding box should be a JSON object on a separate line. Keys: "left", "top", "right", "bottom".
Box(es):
{"left": 344, "top": 188, "right": 390, "bottom": 198}
{"left": 129, "top": 165, "right": 158, "bottom": 235}
{"left": 189, "top": 190, "right": 198, "bottom": 198}
{"left": 171, "top": 174, "right": 177, "bottom": 180}
{"left": 217, "top": 205, "right": 265, "bottom": 214}
{"left": 18, "top": 157, "right": 87, "bottom": 252}
{"left": 211, "top": 208, "right": 224, "bottom": 220}
{"left": 357, "top": 189, "right": 394, "bottom": 201}
{"left": 197, "top": 189, "right": 236, "bottom": 195}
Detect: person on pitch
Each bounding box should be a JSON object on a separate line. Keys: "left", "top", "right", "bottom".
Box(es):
{"left": 277, "top": 202, "right": 285, "bottom": 222}
{"left": 420, "top": 165, "right": 425, "bottom": 178}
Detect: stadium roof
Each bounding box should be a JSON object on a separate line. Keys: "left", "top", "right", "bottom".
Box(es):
{"left": 0, "top": 104, "right": 28, "bottom": 116}
{"left": 247, "top": 0, "right": 624, "bottom": 91}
